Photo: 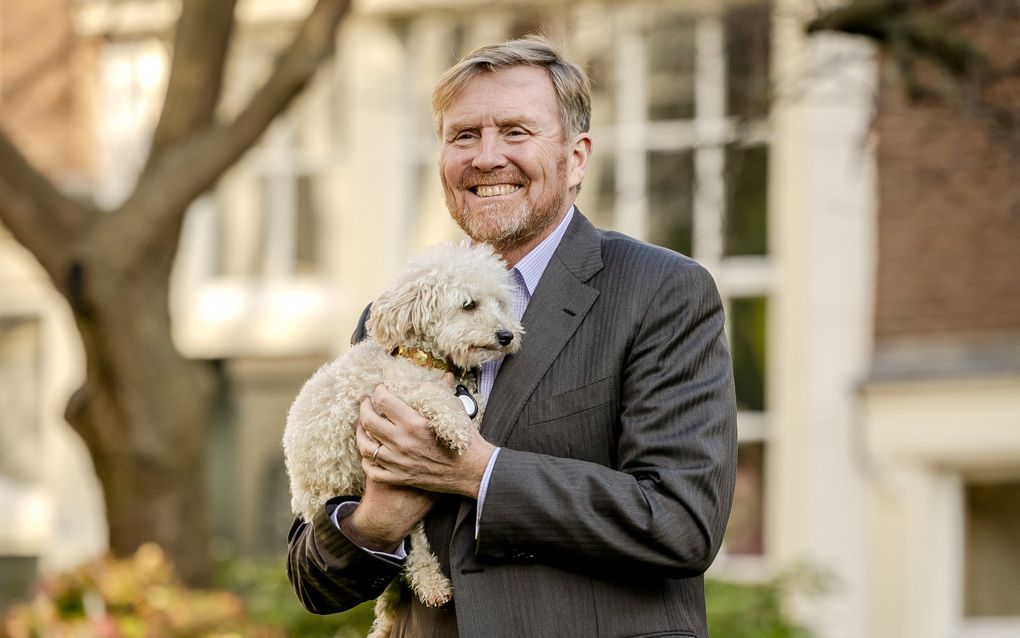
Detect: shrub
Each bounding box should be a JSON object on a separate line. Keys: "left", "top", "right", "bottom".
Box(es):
{"left": 706, "top": 574, "right": 816, "bottom": 638}
{"left": 3, "top": 545, "right": 813, "bottom": 638}
{"left": 0, "top": 544, "right": 372, "bottom": 638}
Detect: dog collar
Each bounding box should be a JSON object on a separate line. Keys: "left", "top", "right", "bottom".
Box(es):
{"left": 392, "top": 346, "right": 466, "bottom": 378}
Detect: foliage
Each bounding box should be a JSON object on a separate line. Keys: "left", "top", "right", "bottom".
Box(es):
{"left": 706, "top": 571, "right": 819, "bottom": 638}
{"left": 0, "top": 544, "right": 372, "bottom": 638}
{"left": 212, "top": 552, "right": 373, "bottom": 638}
{"left": 3, "top": 544, "right": 815, "bottom": 638}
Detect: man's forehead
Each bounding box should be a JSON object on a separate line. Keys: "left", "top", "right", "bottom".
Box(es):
{"left": 441, "top": 66, "right": 557, "bottom": 127}
{"left": 443, "top": 105, "right": 540, "bottom": 128}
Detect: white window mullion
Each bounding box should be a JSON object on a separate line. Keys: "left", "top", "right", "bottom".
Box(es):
{"left": 613, "top": 6, "right": 647, "bottom": 241}
{"left": 692, "top": 16, "right": 726, "bottom": 270}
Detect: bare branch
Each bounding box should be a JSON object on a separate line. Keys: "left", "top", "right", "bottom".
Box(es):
{"left": 0, "top": 128, "right": 91, "bottom": 280}
{"left": 144, "top": 0, "right": 239, "bottom": 171}
{"left": 96, "top": 0, "right": 351, "bottom": 272}
{"left": 807, "top": 0, "right": 910, "bottom": 40}
{"left": 808, "top": 0, "right": 989, "bottom": 79}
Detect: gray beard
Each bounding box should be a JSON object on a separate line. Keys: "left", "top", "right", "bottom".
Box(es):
{"left": 451, "top": 189, "right": 566, "bottom": 253}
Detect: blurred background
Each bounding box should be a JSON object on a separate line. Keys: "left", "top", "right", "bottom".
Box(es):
{"left": 0, "top": 0, "right": 1017, "bottom": 636}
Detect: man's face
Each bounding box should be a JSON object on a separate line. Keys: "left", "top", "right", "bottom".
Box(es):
{"left": 438, "top": 66, "right": 591, "bottom": 254}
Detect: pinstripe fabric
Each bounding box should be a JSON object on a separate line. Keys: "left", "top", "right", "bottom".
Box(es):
{"left": 287, "top": 211, "right": 737, "bottom": 638}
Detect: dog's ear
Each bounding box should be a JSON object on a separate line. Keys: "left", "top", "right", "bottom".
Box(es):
{"left": 367, "top": 278, "right": 425, "bottom": 349}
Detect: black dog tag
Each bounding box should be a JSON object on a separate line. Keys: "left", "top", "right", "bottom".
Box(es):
{"left": 455, "top": 384, "right": 479, "bottom": 419}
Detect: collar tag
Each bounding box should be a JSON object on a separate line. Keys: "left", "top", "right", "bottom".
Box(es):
{"left": 455, "top": 384, "right": 479, "bottom": 420}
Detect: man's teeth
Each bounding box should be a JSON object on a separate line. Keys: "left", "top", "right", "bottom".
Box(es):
{"left": 474, "top": 184, "right": 520, "bottom": 197}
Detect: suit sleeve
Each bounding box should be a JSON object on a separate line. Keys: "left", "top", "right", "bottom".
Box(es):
{"left": 287, "top": 499, "right": 403, "bottom": 613}
{"left": 475, "top": 262, "right": 737, "bottom": 577}
{"left": 286, "top": 307, "right": 399, "bottom": 614}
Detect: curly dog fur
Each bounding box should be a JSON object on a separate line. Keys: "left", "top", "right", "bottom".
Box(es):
{"left": 283, "top": 241, "right": 523, "bottom": 637}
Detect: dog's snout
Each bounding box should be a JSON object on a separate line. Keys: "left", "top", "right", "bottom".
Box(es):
{"left": 496, "top": 330, "right": 514, "bottom": 346}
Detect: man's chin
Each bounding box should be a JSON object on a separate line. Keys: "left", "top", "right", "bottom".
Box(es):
{"left": 453, "top": 205, "right": 530, "bottom": 246}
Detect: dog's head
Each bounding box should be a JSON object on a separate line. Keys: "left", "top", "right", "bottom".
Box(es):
{"left": 367, "top": 242, "right": 524, "bottom": 370}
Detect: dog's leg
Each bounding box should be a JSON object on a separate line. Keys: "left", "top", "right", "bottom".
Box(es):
{"left": 368, "top": 580, "right": 401, "bottom": 638}
{"left": 407, "top": 386, "right": 474, "bottom": 454}
{"left": 406, "top": 520, "right": 453, "bottom": 607}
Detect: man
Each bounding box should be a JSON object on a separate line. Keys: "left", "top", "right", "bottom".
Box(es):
{"left": 288, "top": 36, "right": 737, "bottom": 638}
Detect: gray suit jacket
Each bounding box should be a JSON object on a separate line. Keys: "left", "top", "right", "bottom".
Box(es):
{"left": 288, "top": 212, "right": 737, "bottom": 637}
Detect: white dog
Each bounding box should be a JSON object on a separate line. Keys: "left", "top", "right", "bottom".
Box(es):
{"left": 283, "top": 241, "right": 523, "bottom": 637}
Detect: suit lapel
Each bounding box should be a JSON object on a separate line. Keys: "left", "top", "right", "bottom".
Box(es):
{"left": 481, "top": 211, "right": 604, "bottom": 447}
{"left": 454, "top": 212, "right": 604, "bottom": 533}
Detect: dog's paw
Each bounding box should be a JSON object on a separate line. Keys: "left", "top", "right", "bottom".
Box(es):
{"left": 409, "top": 390, "right": 474, "bottom": 454}
{"left": 415, "top": 575, "right": 453, "bottom": 607}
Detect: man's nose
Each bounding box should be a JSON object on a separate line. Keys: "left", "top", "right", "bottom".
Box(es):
{"left": 472, "top": 132, "right": 507, "bottom": 171}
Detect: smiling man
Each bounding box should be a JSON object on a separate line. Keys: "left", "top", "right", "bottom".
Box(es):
{"left": 287, "top": 36, "right": 737, "bottom": 638}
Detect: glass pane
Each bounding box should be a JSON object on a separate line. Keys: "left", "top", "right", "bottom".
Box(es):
{"left": 572, "top": 4, "right": 616, "bottom": 128}
{"left": 508, "top": 11, "right": 548, "bottom": 40}
{"left": 724, "top": 144, "right": 769, "bottom": 256}
{"left": 647, "top": 150, "right": 694, "bottom": 256}
{"left": 295, "top": 175, "right": 320, "bottom": 274}
{"left": 725, "top": 1, "right": 772, "bottom": 118}
{"left": 586, "top": 48, "right": 616, "bottom": 128}
{"left": 447, "top": 22, "right": 467, "bottom": 66}
{"left": 646, "top": 13, "right": 696, "bottom": 121}
{"left": 217, "top": 182, "right": 268, "bottom": 277}
{"left": 726, "top": 441, "right": 766, "bottom": 555}
{"left": 575, "top": 153, "right": 615, "bottom": 230}
{"left": 965, "top": 482, "right": 1020, "bottom": 617}
{"left": 730, "top": 296, "right": 767, "bottom": 412}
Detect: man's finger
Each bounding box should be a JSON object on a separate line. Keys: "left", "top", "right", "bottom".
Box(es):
{"left": 359, "top": 397, "right": 396, "bottom": 443}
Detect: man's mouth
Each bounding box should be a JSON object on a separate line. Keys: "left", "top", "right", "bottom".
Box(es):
{"left": 470, "top": 184, "right": 521, "bottom": 198}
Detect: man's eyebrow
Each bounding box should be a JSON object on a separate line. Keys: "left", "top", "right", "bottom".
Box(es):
{"left": 495, "top": 115, "right": 538, "bottom": 129}
{"left": 444, "top": 114, "right": 538, "bottom": 132}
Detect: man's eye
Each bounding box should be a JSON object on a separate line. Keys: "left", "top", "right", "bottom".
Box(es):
{"left": 463, "top": 300, "right": 477, "bottom": 311}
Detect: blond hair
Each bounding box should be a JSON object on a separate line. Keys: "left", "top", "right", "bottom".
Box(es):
{"left": 431, "top": 35, "right": 591, "bottom": 139}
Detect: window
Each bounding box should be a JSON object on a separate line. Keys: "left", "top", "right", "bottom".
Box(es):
{"left": 724, "top": 144, "right": 769, "bottom": 257}
{"left": 213, "top": 69, "right": 338, "bottom": 280}
{"left": 646, "top": 12, "right": 696, "bottom": 121}
{"left": 94, "top": 40, "right": 168, "bottom": 208}
{"left": 730, "top": 296, "right": 767, "bottom": 412}
{"left": 728, "top": 441, "right": 766, "bottom": 555}
{"left": 647, "top": 150, "right": 695, "bottom": 256}
{"left": 965, "top": 481, "right": 1020, "bottom": 617}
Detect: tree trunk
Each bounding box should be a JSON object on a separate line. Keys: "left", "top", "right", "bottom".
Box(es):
{"left": 0, "top": 0, "right": 352, "bottom": 586}
{"left": 64, "top": 237, "right": 218, "bottom": 585}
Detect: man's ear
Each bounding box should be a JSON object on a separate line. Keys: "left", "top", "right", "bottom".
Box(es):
{"left": 567, "top": 132, "right": 593, "bottom": 191}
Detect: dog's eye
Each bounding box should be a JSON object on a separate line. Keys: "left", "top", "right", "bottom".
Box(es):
{"left": 463, "top": 299, "right": 477, "bottom": 311}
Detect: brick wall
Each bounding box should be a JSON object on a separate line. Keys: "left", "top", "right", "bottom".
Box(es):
{"left": 873, "top": 8, "right": 1020, "bottom": 348}
{"left": 0, "top": 0, "right": 91, "bottom": 180}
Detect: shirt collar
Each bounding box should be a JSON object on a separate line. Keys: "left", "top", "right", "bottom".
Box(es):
{"left": 512, "top": 206, "right": 575, "bottom": 296}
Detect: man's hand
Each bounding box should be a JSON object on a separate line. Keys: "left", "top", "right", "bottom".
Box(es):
{"left": 357, "top": 383, "right": 497, "bottom": 499}
{"left": 344, "top": 479, "right": 435, "bottom": 553}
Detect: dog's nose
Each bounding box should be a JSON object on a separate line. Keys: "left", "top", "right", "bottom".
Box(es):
{"left": 496, "top": 330, "right": 514, "bottom": 346}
